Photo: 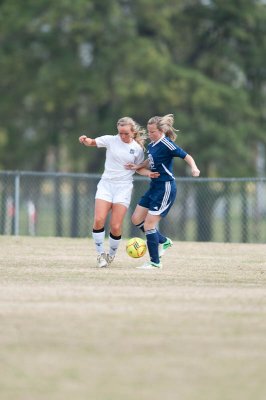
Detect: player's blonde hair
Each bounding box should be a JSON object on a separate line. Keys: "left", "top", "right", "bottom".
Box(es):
{"left": 117, "top": 117, "right": 146, "bottom": 148}
{"left": 147, "top": 114, "right": 179, "bottom": 141}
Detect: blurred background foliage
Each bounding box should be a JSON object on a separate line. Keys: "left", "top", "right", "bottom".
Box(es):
{"left": 0, "top": 0, "right": 265, "bottom": 177}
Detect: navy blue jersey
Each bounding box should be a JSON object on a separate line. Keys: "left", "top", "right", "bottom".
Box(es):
{"left": 147, "top": 136, "right": 187, "bottom": 182}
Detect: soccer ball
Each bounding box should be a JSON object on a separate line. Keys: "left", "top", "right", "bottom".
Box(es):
{"left": 126, "top": 237, "right": 147, "bottom": 258}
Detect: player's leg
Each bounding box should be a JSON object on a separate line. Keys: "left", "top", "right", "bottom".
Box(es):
{"left": 154, "top": 181, "right": 176, "bottom": 258}
{"left": 137, "top": 181, "right": 176, "bottom": 269}
{"left": 106, "top": 203, "right": 128, "bottom": 265}
{"left": 131, "top": 186, "right": 150, "bottom": 233}
{"left": 106, "top": 182, "right": 133, "bottom": 266}
{"left": 137, "top": 213, "right": 163, "bottom": 269}
{"left": 143, "top": 213, "right": 162, "bottom": 266}
{"left": 132, "top": 203, "right": 168, "bottom": 251}
{"left": 92, "top": 199, "right": 112, "bottom": 267}
{"left": 131, "top": 205, "right": 149, "bottom": 232}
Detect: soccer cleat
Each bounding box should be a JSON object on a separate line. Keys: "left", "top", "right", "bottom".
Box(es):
{"left": 96, "top": 253, "right": 108, "bottom": 268}
{"left": 106, "top": 254, "right": 115, "bottom": 266}
{"left": 159, "top": 238, "right": 173, "bottom": 258}
{"left": 136, "top": 261, "right": 162, "bottom": 269}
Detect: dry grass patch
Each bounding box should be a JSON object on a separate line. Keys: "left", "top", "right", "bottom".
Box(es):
{"left": 1, "top": 236, "right": 266, "bottom": 400}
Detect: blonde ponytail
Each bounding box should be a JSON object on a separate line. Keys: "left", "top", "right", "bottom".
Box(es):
{"left": 148, "top": 114, "right": 179, "bottom": 141}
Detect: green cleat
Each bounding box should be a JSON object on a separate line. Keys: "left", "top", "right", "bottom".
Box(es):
{"left": 159, "top": 238, "right": 173, "bottom": 258}
{"left": 137, "top": 261, "right": 162, "bottom": 269}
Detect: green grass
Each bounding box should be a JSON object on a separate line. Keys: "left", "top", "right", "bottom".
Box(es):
{"left": 1, "top": 236, "right": 266, "bottom": 400}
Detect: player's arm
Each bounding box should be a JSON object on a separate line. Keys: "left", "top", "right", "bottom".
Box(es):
{"left": 79, "top": 135, "right": 97, "bottom": 147}
{"left": 124, "top": 159, "right": 149, "bottom": 170}
{"left": 184, "top": 154, "right": 200, "bottom": 177}
{"left": 136, "top": 168, "right": 160, "bottom": 179}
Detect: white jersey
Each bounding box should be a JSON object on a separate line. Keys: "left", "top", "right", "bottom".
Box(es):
{"left": 95, "top": 134, "right": 144, "bottom": 182}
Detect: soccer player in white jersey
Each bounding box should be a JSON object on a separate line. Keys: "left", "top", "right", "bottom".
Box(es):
{"left": 126, "top": 114, "right": 200, "bottom": 269}
{"left": 79, "top": 117, "right": 157, "bottom": 268}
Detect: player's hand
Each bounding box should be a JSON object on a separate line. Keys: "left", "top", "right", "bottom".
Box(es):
{"left": 79, "top": 135, "right": 87, "bottom": 144}
{"left": 149, "top": 171, "right": 160, "bottom": 178}
{"left": 192, "top": 167, "right": 200, "bottom": 177}
{"left": 125, "top": 163, "right": 138, "bottom": 170}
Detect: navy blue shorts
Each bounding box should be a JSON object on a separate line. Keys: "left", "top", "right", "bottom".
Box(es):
{"left": 138, "top": 180, "right": 177, "bottom": 218}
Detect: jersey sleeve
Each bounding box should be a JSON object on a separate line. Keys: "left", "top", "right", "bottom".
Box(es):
{"left": 172, "top": 145, "right": 187, "bottom": 159}
{"left": 95, "top": 135, "right": 113, "bottom": 148}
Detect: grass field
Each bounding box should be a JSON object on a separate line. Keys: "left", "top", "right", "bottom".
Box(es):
{"left": 1, "top": 236, "right": 266, "bottom": 400}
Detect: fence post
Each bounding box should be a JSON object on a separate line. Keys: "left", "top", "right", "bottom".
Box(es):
{"left": 224, "top": 182, "right": 231, "bottom": 242}
{"left": 71, "top": 178, "right": 79, "bottom": 237}
{"left": 14, "top": 172, "right": 20, "bottom": 236}
{"left": 241, "top": 183, "right": 248, "bottom": 243}
{"left": 54, "top": 175, "right": 63, "bottom": 236}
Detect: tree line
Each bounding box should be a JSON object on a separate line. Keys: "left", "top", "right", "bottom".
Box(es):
{"left": 0, "top": 0, "right": 266, "bottom": 177}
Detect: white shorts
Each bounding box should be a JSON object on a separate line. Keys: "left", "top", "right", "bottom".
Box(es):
{"left": 95, "top": 179, "right": 133, "bottom": 208}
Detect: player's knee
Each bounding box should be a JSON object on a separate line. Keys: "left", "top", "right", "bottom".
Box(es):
{"left": 94, "top": 216, "right": 105, "bottom": 229}
{"left": 131, "top": 213, "right": 139, "bottom": 225}
{"left": 110, "top": 222, "right": 122, "bottom": 236}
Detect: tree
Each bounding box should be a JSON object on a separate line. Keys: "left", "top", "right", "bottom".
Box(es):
{"left": 0, "top": 0, "right": 265, "bottom": 177}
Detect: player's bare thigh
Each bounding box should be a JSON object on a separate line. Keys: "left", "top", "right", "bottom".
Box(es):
{"left": 93, "top": 199, "right": 112, "bottom": 229}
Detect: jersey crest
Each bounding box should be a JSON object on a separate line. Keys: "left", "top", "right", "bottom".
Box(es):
{"left": 148, "top": 153, "right": 155, "bottom": 169}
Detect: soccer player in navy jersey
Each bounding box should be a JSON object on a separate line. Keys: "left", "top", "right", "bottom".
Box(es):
{"left": 125, "top": 114, "right": 200, "bottom": 269}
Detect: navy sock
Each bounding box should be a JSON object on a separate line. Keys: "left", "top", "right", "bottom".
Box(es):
{"left": 156, "top": 229, "right": 167, "bottom": 244}
{"left": 145, "top": 229, "right": 160, "bottom": 264}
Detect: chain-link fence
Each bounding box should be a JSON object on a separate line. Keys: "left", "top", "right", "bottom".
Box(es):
{"left": 1, "top": 171, "right": 266, "bottom": 243}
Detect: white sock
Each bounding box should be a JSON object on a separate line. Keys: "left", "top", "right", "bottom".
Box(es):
{"left": 92, "top": 230, "right": 105, "bottom": 255}
{"left": 109, "top": 234, "right": 121, "bottom": 257}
